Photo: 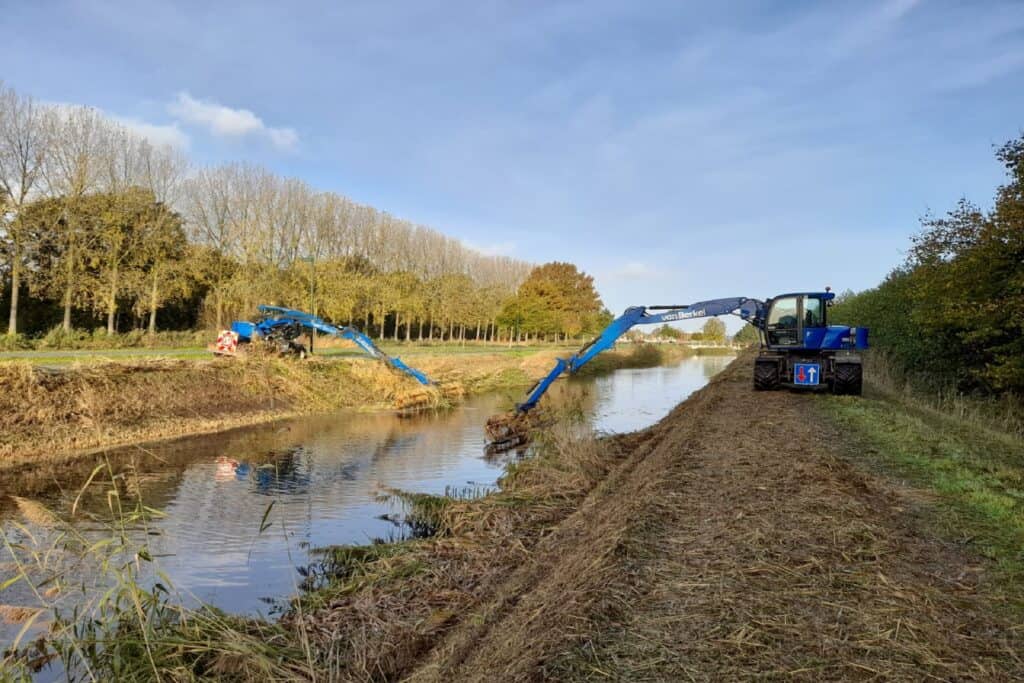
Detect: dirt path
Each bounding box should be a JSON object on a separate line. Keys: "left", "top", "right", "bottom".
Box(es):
{"left": 409, "top": 357, "right": 1023, "bottom": 681}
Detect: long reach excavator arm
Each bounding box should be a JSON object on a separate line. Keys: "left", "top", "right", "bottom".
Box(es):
{"left": 256, "top": 306, "right": 432, "bottom": 385}
{"left": 513, "top": 297, "right": 763, "bottom": 413}
{"left": 487, "top": 289, "right": 870, "bottom": 448}
{"left": 220, "top": 305, "right": 432, "bottom": 385}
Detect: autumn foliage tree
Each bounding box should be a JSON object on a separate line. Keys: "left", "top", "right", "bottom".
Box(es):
{"left": 701, "top": 318, "right": 727, "bottom": 344}
{"left": 499, "top": 262, "right": 608, "bottom": 341}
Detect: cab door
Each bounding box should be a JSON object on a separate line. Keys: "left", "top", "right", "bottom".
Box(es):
{"left": 765, "top": 296, "right": 800, "bottom": 346}
{"left": 801, "top": 295, "right": 827, "bottom": 348}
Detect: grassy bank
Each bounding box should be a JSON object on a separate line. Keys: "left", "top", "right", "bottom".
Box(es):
{"left": 820, "top": 388, "right": 1024, "bottom": 591}
{"left": 1, "top": 345, "right": 707, "bottom": 679}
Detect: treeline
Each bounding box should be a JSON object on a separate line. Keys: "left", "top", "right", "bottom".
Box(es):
{"left": 832, "top": 133, "right": 1024, "bottom": 396}
{"left": 0, "top": 83, "right": 562, "bottom": 342}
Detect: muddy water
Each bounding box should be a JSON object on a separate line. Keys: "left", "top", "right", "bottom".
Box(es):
{"left": 0, "top": 354, "right": 732, "bottom": 648}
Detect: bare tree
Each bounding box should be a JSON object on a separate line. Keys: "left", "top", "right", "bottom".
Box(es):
{"left": 43, "top": 105, "right": 112, "bottom": 330}
{"left": 0, "top": 84, "right": 50, "bottom": 334}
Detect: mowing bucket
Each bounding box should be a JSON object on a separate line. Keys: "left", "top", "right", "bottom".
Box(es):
{"left": 485, "top": 409, "right": 549, "bottom": 450}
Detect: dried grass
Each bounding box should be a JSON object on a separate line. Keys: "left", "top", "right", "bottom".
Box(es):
{"left": 0, "top": 605, "right": 43, "bottom": 625}
{"left": 10, "top": 496, "right": 61, "bottom": 529}
{"left": 8, "top": 350, "right": 1019, "bottom": 680}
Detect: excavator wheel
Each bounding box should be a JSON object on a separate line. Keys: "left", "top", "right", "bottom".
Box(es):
{"left": 832, "top": 363, "right": 863, "bottom": 396}
{"left": 753, "top": 360, "right": 780, "bottom": 391}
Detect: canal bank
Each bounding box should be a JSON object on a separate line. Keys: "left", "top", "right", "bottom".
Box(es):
{"left": 0, "top": 344, "right": 716, "bottom": 500}
{"left": 8, "top": 351, "right": 1019, "bottom": 681}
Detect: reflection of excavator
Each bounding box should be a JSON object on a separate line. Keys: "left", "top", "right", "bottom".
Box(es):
{"left": 486, "top": 290, "right": 868, "bottom": 448}
{"left": 212, "top": 305, "right": 431, "bottom": 386}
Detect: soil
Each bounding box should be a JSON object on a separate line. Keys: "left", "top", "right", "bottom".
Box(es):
{"left": 405, "top": 356, "right": 1024, "bottom": 681}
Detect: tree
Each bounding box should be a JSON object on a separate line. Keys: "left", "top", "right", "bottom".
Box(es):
{"left": 733, "top": 323, "right": 759, "bottom": 346}
{"left": 0, "top": 83, "right": 538, "bottom": 337}
{"left": 702, "top": 318, "right": 726, "bottom": 344}
{"left": 91, "top": 189, "right": 152, "bottom": 334}
{"left": 0, "top": 84, "right": 49, "bottom": 334}
{"left": 135, "top": 199, "right": 189, "bottom": 333}
{"left": 833, "top": 133, "right": 1024, "bottom": 394}
{"left": 655, "top": 323, "right": 683, "bottom": 340}
{"left": 510, "top": 262, "right": 605, "bottom": 340}
{"left": 42, "top": 105, "right": 111, "bottom": 330}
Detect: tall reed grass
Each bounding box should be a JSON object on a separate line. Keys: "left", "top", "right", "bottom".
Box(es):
{"left": 864, "top": 351, "right": 1024, "bottom": 438}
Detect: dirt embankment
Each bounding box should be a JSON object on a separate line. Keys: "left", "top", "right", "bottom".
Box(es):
{"left": 399, "top": 356, "right": 1023, "bottom": 681}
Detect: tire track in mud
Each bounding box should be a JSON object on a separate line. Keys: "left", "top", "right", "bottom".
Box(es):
{"left": 408, "top": 357, "right": 1024, "bottom": 681}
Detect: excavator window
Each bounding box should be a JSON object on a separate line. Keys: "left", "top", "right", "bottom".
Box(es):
{"left": 767, "top": 297, "right": 798, "bottom": 329}
{"left": 766, "top": 296, "right": 798, "bottom": 345}
{"left": 804, "top": 297, "right": 824, "bottom": 327}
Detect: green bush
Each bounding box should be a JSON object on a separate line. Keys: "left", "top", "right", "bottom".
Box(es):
{"left": 833, "top": 134, "right": 1024, "bottom": 396}
{"left": 0, "top": 333, "right": 33, "bottom": 351}
{"left": 33, "top": 326, "right": 212, "bottom": 350}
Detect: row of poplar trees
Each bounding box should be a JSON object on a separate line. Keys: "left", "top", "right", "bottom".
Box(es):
{"left": 0, "top": 83, "right": 608, "bottom": 343}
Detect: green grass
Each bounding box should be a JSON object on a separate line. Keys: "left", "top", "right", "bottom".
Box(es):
{"left": 820, "top": 390, "right": 1024, "bottom": 587}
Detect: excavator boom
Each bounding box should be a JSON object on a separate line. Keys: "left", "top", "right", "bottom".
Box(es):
{"left": 220, "top": 305, "right": 431, "bottom": 385}
{"left": 488, "top": 291, "right": 867, "bottom": 448}
{"left": 515, "top": 298, "right": 762, "bottom": 412}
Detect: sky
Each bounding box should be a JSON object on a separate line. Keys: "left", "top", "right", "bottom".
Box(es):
{"left": 2, "top": 0, "right": 1023, "bottom": 330}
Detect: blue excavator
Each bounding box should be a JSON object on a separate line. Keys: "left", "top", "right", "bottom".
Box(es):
{"left": 213, "top": 305, "right": 431, "bottom": 386}
{"left": 485, "top": 290, "right": 868, "bottom": 447}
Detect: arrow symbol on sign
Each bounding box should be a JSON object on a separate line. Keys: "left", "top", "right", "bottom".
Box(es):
{"left": 797, "top": 367, "right": 806, "bottom": 382}
{"left": 808, "top": 367, "right": 817, "bottom": 382}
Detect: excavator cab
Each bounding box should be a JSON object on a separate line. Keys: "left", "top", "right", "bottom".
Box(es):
{"left": 764, "top": 293, "right": 829, "bottom": 347}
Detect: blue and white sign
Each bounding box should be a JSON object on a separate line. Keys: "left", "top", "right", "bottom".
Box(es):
{"left": 794, "top": 363, "right": 820, "bottom": 386}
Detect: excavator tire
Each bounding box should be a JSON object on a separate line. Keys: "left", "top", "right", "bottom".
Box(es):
{"left": 832, "top": 363, "right": 863, "bottom": 396}
{"left": 753, "top": 361, "right": 780, "bottom": 391}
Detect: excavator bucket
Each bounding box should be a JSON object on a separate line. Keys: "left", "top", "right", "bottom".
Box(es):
{"left": 485, "top": 408, "right": 549, "bottom": 450}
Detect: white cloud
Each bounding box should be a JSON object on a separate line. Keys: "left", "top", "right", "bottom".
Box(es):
{"left": 42, "top": 101, "right": 191, "bottom": 150}
{"left": 168, "top": 91, "right": 298, "bottom": 150}
{"left": 110, "top": 115, "right": 190, "bottom": 149}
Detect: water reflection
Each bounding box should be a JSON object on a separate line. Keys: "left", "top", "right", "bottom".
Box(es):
{"left": 1, "top": 354, "right": 733, "bottom": 641}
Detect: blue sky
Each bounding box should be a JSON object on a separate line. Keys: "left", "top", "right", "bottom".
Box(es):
{"left": 3, "top": 0, "right": 1023, "bottom": 329}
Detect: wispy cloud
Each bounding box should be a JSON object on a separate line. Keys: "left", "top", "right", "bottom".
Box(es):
{"left": 109, "top": 115, "right": 190, "bottom": 149}
{"left": 168, "top": 91, "right": 298, "bottom": 150}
